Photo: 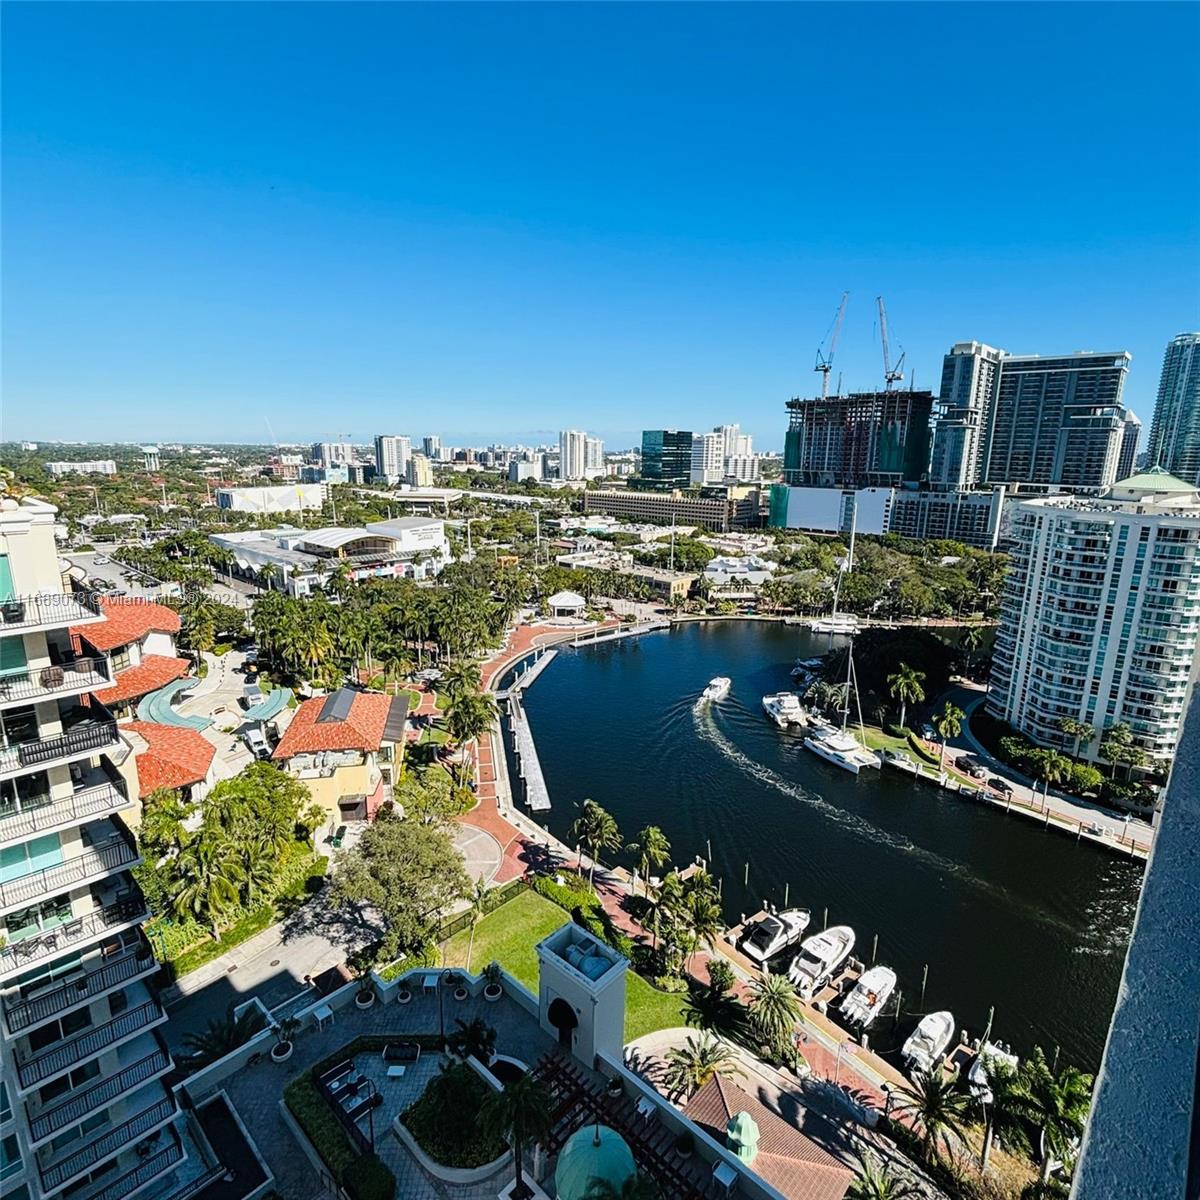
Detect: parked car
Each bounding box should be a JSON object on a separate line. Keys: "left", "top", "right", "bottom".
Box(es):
{"left": 991, "top": 778, "right": 1014, "bottom": 796}
{"left": 243, "top": 727, "right": 271, "bottom": 760}
{"left": 94, "top": 555, "right": 109, "bottom": 564}
{"left": 920, "top": 723, "right": 935, "bottom": 739}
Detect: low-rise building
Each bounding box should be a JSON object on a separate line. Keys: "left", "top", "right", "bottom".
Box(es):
{"left": 214, "top": 483, "right": 325, "bottom": 514}
{"left": 45, "top": 460, "right": 117, "bottom": 478}
{"left": 886, "top": 486, "right": 1008, "bottom": 550}
{"left": 704, "top": 554, "right": 778, "bottom": 596}
{"left": 768, "top": 484, "right": 893, "bottom": 535}
{"left": 584, "top": 487, "right": 762, "bottom": 532}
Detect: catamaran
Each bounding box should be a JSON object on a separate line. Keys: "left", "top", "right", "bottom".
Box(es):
{"left": 902, "top": 1010, "right": 956, "bottom": 1077}
{"left": 787, "top": 924, "right": 855, "bottom": 997}
{"left": 740, "top": 908, "right": 811, "bottom": 965}
{"left": 701, "top": 677, "right": 731, "bottom": 702}
{"left": 762, "top": 692, "right": 808, "bottom": 728}
{"left": 838, "top": 964, "right": 897, "bottom": 1028}
{"left": 802, "top": 644, "right": 881, "bottom": 774}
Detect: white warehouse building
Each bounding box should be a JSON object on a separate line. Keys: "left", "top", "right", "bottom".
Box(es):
{"left": 987, "top": 467, "right": 1200, "bottom": 768}
{"left": 214, "top": 483, "right": 325, "bottom": 514}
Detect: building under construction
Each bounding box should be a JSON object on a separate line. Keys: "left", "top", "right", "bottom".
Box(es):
{"left": 782, "top": 388, "right": 935, "bottom": 488}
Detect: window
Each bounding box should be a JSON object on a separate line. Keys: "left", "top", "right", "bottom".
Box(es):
{"left": 0, "top": 1133, "right": 21, "bottom": 1181}
{"left": 37, "top": 1059, "right": 100, "bottom": 1106}
{"left": 111, "top": 647, "right": 132, "bottom": 673}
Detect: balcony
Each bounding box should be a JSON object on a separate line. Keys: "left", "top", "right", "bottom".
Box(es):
{"left": 0, "top": 823, "right": 139, "bottom": 915}
{"left": 0, "top": 655, "right": 112, "bottom": 711}
{"left": 15, "top": 995, "right": 165, "bottom": 1090}
{"left": 0, "top": 591, "right": 103, "bottom": 636}
{"left": 76, "top": 1129, "right": 185, "bottom": 1200}
{"left": 0, "top": 709, "right": 121, "bottom": 781}
{"left": 27, "top": 1037, "right": 173, "bottom": 1144}
{"left": 0, "top": 895, "right": 149, "bottom": 981}
{"left": 0, "top": 777, "right": 130, "bottom": 847}
{"left": 38, "top": 1090, "right": 177, "bottom": 1195}
{"left": 3, "top": 941, "right": 155, "bottom": 1037}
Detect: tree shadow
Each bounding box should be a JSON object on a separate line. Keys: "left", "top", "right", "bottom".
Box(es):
{"left": 682, "top": 984, "right": 754, "bottom": 1046}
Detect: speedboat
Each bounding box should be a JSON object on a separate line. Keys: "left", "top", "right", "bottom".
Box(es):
{"left": 762, "top": 692, "right": 808, "bottom": 728}
{"left": 902, "top": 1010, "right": 956, "bottom": 1077}
{"left": 701, "top": 677, "right": 731, "bottom": 702}
{"left": 968, "top": 1042, "right": 1020, "bottom": 1104}
{"left": 839, "top": 965, "right": 897, "bottom": 1028}
{"left": 740, "top": 908, "right": 811, "bottom": 965}
{"left": 788, "top": 925, "right": 855, "bottom": 997}
{"left": 803, "top": 727, "right": 882, "bottom": 775}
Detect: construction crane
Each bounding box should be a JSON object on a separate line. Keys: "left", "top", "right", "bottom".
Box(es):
{"left": 876, "top": 295, "right": 907, "bottom": 389}
{"left": 814, "top": 291, "right": 849, "bottom": 399}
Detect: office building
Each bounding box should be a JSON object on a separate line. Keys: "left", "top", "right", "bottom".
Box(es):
{"left": 782, "top": 390, "right": 934, "bottom": 488}
{"left": 405, "top": 453, "right": 434, "bottom": 488}
{"left": 768, "top": 484, "right": 893, "bottom": 536}
{"left": 584, "top": 486, "right": 761, "bottom": 532}
{"left": 1146, "top": 332, "right": 1200, "bottom": 486}
{"left": 508, "top": 457, "right": 544, "bottom": 484}
{"left": 214, "top": 483, "right": 325, "bottom": 514}
{"left": 310, "top": 441, "right": 353, "bottom": 469}
{"left": 1116, "top": 410, "right": 1142, "bottom": 482}
{"left": 887, "top": 485, "right": 1007, "bottom": 550}
{"left": 715, "top": 423, "right": 753, "bottom": 461}
{"left": 689, "top": 432, "right": 725, "bottom": 485}
{"left": 724, "top": 453, "right": 761, "bottom": 482}
{"left": 0, "top": 495, "right": 182, "bottom": 1200}
{"left": 45, "top": 461, "right": 117, "bottom": 479}
{"left": 373, "top": 435, "right": 411, "bottom": 484}
{"left": 558, "top": 430, "right": 589, "bottom": 482}
{"left": 987, "top": 467, "right": 1200, "bottom": 768}
{"left": 422, "top": 435, "right": 441, "bottom": 461}
{"left": 640, "top": 430, "right": 693, "bottom": 488}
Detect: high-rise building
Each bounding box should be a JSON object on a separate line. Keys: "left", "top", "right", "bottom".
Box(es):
{"left": 715, "top": 423, "right": 752, "bottom": 461}
{"left": 373, "top": 435, "right": 411, "bottom": 484}
{"left": 987, "top": 467, "right": 1200, "bottom": 767}
{"left": 422, "top": 435, "right": 442, "bottom": 461}
{"left": 310, "top": 441, "right": 354, "bottom": 469}
{"left": 406, "top": 453, "right": 434, "bottom": 487}
{"left": 1147, "top": 332, "right": 1200, "bottom": 486}
{"left": 782, "top": 390, "right": 934, "bottom": 488}
{"left": 0, "top": 496, "right": 177, "bottom": 1200}
{"left": 558, "top": 430, "right": 589, "bottom": 482}
{"left": 690, "top": 432, "right": 725, "bottom": 484}
{"left": 929, "top": 342, "right": 1006, "bottom": 487}
{"left": 1117, "top": 410, "right": 1142, "bottom": 481}
{"left": 724, "top": 453, "right": 761, "bottom": 482}
{"left": 640, "top": 430, "right": 693, "bottom": 488}
{"left": 584, "top": 436, "right": 605, "bottom": 474}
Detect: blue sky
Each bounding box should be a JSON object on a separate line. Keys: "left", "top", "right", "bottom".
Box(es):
{"left": 4, "top": 2, "right": 1198, "bottom": 450}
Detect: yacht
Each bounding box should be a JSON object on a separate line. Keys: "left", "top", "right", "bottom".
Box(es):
{"left": 902, "top": 1010, "right": 956, "bottom": 1077}
{"left": 811, "top": 613, "right": 860, "bottom": 635}
{"left": 701, "top": 677, "right": 731, "bottom": 702}
{"left": 740, "top": 908, "right": 811, "bottom": 965}
{"left": 803, "top": 727, "right": 882, "bottom": 774}
{"left": 762, "top": 692, "right": 808, "bottom": 728}
{"left": 968, "top": 1042, "right": 1020, "bottom": 1104}
{"left": 787, "top": 925, "right": 855, "bottom": 997}
{"left": 838, "top": 965, "right": 897, "bottom": 1028}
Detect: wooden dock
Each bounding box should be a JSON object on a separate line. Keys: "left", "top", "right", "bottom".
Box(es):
{"left": 508, "top": 695, "right": 551, "bottom": 811}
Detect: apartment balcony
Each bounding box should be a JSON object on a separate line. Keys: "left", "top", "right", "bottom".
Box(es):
{"left": 14, "top": 993, "right": 165, "bottom": 1091}
{"left": 0, "top": 591, "right": 103, "bottom": 636}
{"left": 0, "top": 820, "right": 139, "bottom": 916}
{"left": 0, "top": 893, "right": 149, "bottom": 982}
{"left": 38, "top": 1088, "right": 177, "bottom": 1196}
{"left": 74, "top": 1127, "right": 186, "bottom": 1200}
{"left": 0, "top": 655, "right": 112, "bottom": 712}
{"left": 26, "top": 1035, "right": 173, "bottom": 1145}
{"left": 0, "top": 708, "right": 121, "bottom": 781}
{"left": 3, "top": 939, "right": 156, "bottom": 1037}
{"left": 0, "top": 775, "right": 130, "bottom": 848}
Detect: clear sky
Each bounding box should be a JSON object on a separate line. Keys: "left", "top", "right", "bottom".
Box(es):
{"left": 4, "top": 2, "right": 1198, "bottom": 450}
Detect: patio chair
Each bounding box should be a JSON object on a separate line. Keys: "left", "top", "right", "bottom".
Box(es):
{"left": 382, "top": 1041, "right": 421, "bottom": 1065}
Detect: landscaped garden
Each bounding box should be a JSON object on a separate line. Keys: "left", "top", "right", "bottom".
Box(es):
{"left": 400, "top": 1061, "right": 506, "bottom": 1168}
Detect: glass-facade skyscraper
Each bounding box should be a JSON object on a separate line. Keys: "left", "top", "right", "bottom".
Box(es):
{"left": 1147, "top": 332, "right": 1200, "bottom": 487}
{"left": 640, "top": 429, "right": 693, "bottom": 488}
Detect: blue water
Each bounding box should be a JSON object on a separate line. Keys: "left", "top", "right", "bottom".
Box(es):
{"left": 517, "top": 620, "right": 1142, "bottom": 1072}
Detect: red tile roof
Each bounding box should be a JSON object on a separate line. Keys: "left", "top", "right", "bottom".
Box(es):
{"left": 71, "top": 597, "right": 181, "bottom": 653}
{"left": 126, "top": 721, "right": 215, "bottom": 798}
{"left": 92, "top": 655, "right": 190, "bottom": 705}
{"left": 273, "top": 689, "right": 395, "bottom": 760}
{"left": 684, "top": 1076, "right": 855, "bottom": 1200}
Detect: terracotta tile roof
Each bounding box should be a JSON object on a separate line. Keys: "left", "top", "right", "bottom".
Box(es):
{"left": 92, "top": 655, "right": 190, "bottom": 705}
{"left": 71, "top": 597, "right": 181, "bottom": 653}
{"left": 126, "top": 721, "right": 215, "bottom": 798}
{"left": 684, "top": 1076, "right": 855, "bottom": 1200}
{"left": 273, "top": 688, "right": 397, "bottom": 760}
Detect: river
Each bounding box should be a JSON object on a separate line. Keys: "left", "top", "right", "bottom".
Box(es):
{"left": 514, "top": 619, "right": 1143, "bottom": 1072}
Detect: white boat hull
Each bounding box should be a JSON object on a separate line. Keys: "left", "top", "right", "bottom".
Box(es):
{"left": 803, "top": 735, "right": 881, "bottom": 774}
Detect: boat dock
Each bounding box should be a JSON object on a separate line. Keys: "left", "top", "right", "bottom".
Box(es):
{"left": 507, "top": 696, "right": 551, "bottom": 811}
{"left": 496, "top": 648, "right": 558, "bottom": 701}
{"left": 571, "top": 618, "right": 670, "bottom": 648}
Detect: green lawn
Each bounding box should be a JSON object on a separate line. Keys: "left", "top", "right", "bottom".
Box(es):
{"left": 440, "top": 889, "right": 687, "bottom": 1042}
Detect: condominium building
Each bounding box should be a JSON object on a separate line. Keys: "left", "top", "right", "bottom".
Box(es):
{"left": 558, "top": 431, "right": 589, "bottom": 482}
{"left": 929, "top": 343, "right": 1006, "bottom": 487}
{"left": 583, "top": 486, "right": 762, "bottom": 532}
{"left": 724, "top": 453, "right": 761, "bottom": 482}
{"left": 715, "top": 423, "right": 753, "bottom": 461}
{"left": 372, "top": 435, "right": 411, "bottom": 485}
{"left": 309, "top": 442, "right": 353, "bottom": 469}
{"left": 44, "top": 462, "right": 116, "bottom": 479}
{"left": 987, "top": 468, "right": 1200, "bottom": 767}
{"left": 640, "top": 430, "right": 693, "bottom": 488}
{"left": 421, "top": 435, "right": 441, "bottom": 461}
{"left": 404, "top": 454, "right": 433, "bottom": 488}
{"left": 0, "top": 495, "right": 180, "bottom": 1200}
{"left": 1116, "top": 410, "right": 1142, "bottom": 482}
{"left": 689, "top": 432, "right": 725, "bottom": 485}
{"left": 584, "top": 436, "right": 605, "bottom": 474}
{"left": 1146, "top": 332, "right": 1200, "bottom": 486}
{"left": 887, "top": 485, "right": 1006, "bottom": 550}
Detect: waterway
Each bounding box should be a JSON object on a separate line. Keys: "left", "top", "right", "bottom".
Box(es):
{"left": 516, "top": 620, "right": 1143, "bottom": 1072}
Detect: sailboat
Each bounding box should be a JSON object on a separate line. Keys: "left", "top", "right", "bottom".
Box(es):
{"left": 802, "top": 643, "right": 881, "bottom": 774}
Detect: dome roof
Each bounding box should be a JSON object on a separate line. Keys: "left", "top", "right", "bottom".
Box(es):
{"left": 554, "top": 1125, "right": 636, "bottom": 1200}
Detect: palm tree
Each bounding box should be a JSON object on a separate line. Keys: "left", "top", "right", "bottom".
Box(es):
{"left": 445, "top": 691, "right": 498, "bottom": 784}
{"left": 230, "top": 833, "right": 278, "bottom": 907}
{"left": 681, "top": 880, "right": 723, "bottom": 969}
{"left": 748, "top": 972, "right": 801, "bottom": 1047}
{"left": 442, "top": 657, "right": 483, "bottom": 702}
{"left": 628, "top": 824, "right": 671, "bottom": 896}
{"left": 569, "top": 799, "right": 621, "bottom": 884}
{"left": 181, "top": 1004, "right": 266, "bottom": 1069}
{"left": 662, "top": 1033, "right": 742, "bottom": 1101}
{"left": 891, "top": 1068, "right": 969, "bottom": 1164}
{"left": 1009, "top": 1046, "right": 1093, "bottom": 1186}
{"left": 972, "top": 1057, "right": 1023, "bottom": 1174}
{"left": 172, "top": 835, "right": 243, "bottom": 937}
{"left": 886, "top": 663, "right": 926, "bottom": 731}
{"left": 464, "top": 876, "right": 489, "bottom": 973}
{"left": 846, "top": 1154, "right": 920, "bottom": 1200}
{"left": 934, "top": 701, "right": 965, "bottom": 770}
{"left": 449, "top": 1016, "right": 497, "bottom": 1064}
{"left": 379, "top": 640, "right": 414, "bottom": 691}
{"left": 138, "top": 788, "right": 191, "bottom": 856}
{"left": 1036, "top": 749, "right": 1071, "bottom": 799}
{"left": 1055, "top": 717, "right": 1095, "bottom": 759}
{"left": 478, "top": 1073, "right": 553, "bottom": 1200}
{"left": 960, "top": 625, "right": 986, "bottom": 680}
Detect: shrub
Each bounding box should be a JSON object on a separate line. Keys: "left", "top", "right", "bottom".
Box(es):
{"left": 706, "top": 959, "right": 735, "bottom": 995}
{"left": 401, "top": 1063, "right": 506, "bottom": 1168}
{"left": 343, "top": 1154, "right": 395, "bottom": 1200}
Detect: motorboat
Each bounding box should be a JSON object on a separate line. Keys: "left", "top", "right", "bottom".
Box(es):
{"left": 902, "top": 1010, "right": 956, "bottom": 1077}
{"left": 968, "top": 1042, "right": 1020, "bottom": 1104}
{"left": 762, "top": 692, "right": 808, "bottom": 728}
{"left": 788, "top": 925, "right": 855, "bottom": 997}
{"left": 838, "top": 965, "right": 897, "bottom": 1028}
{"left": 810, "top": 614, "right": 860, "bottom": 635}
{"left": 740, "top": 908, "right": 811, "bottom": 965}
{"left": 701, "top": 677, "right": 731, "bottom": 702}
{"left": 803, "top": 727, "right": 882, "bottom": 774}
{"left": 790, "top": 656, "right": 823, "bottom": 680}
